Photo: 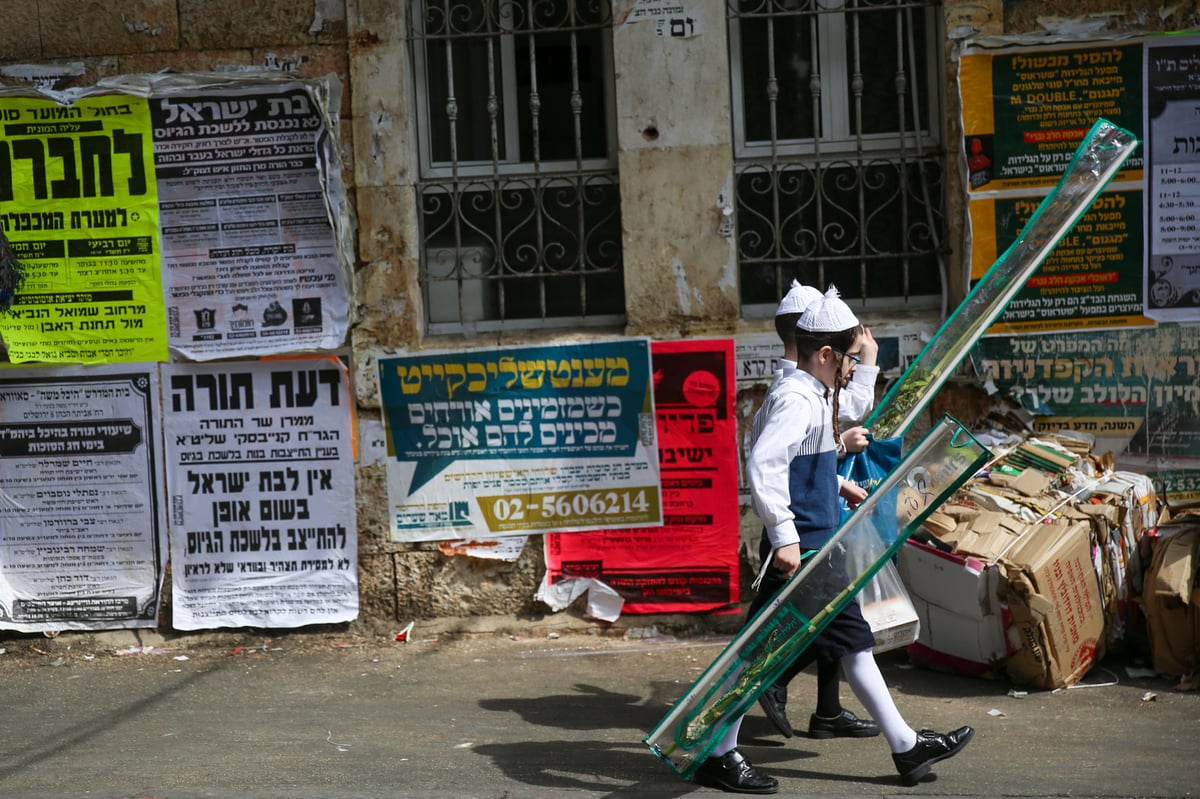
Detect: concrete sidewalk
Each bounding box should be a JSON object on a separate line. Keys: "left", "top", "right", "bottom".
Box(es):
{"left": 0, "top": 621, "right": 1196, "bottom": 798}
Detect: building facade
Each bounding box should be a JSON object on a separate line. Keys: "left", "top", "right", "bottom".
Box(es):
{"left": 1, "top": 0, "right": 1197, "bottom": 625}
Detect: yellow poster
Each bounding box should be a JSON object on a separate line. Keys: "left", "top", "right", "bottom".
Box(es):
{"left": 959, "top": 44, "right": 1144, "bottom": 194}
{"left": 0, "top": 93, "right": 167, "bottom": 363}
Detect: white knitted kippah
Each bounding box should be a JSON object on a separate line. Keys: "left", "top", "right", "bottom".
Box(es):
{"left": 797, "top": 284, "right": 859, "bottom": 332}
{"left": 775, "top": 279, "right": 823, "bottom": 316}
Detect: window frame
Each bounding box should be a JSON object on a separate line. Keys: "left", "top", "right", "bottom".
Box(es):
{"left": 410, "top": 0, "right": 620, "bottom": 180}
{"left": 407, "top": 0, "right": 626, "bottom": 333}
{"left": 729, "top": 0, "right": 944, "bottom": 157}
{"left": 728, "top": 0, "right": 950, "bottom": 316}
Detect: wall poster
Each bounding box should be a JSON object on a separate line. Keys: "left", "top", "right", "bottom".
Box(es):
{"left": 162, "top": 357, "right": 357, "bottom": 630}
{"left": 379, "top": 339, "right": 661, "bottom": 542}
{"left": 0, "top": 363, "right": 166, "bottom": 632}
{"left": 148, "top": 79, "right": 352, "bottom": 359}
{"left": 1145, "top": 36, "right": 1200, "bottom": 323}
{"left": 0, "top": 92, "right": 168, "bottom": 363}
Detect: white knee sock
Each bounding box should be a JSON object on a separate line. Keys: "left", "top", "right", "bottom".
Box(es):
{"left": 841, "top": 649, "right": 918, "bottom": 753}
{"left": 711, "top": 716, "right": 743, "bottom": 757}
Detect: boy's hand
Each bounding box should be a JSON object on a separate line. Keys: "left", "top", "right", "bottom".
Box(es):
{"left": 773, "top": 543, "right": 803, "bottom": 576}
{"left": 859, "top": 326, "right": 879, "bottom": 366}
{"left": 839, "top": 480, "right": 868, "bottom": 509}
{"left": 840, "top": 425, "right": 870, "bottom": 453}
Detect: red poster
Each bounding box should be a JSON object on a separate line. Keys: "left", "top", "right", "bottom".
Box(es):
{"left": 544, "top": 339, "right": 739, "bottom": 614}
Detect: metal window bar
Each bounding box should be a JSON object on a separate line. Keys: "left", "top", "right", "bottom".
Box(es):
{"left": 411, "top": 0, "right": 624, "bottom": 331}
{"left": 729, "top": 0, "right": 948, "bottom": 315}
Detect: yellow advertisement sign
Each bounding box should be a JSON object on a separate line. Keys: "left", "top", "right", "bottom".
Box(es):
{"left": 0, "top": 94, "right": 167, "bottom": 363}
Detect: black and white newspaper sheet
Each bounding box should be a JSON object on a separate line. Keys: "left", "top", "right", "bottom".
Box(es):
{"left": 163, "top": 357, "right": 357, "bottom": 630}
{"left": 0, "top": 364, "right": 167, "bottom": 632}
{"left": 150, "top": 81, "right": 351, "bottom": 359}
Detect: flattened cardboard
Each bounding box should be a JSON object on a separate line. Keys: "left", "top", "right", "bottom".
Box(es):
{"left": 955, "top": 511, "right": 1028, "bottom": 562}
{"left": 1001, "top": 521, "right": 1104, "bottom": 689}
{"left": 1142, "top": 525, "right": 1200, "bottom": 677}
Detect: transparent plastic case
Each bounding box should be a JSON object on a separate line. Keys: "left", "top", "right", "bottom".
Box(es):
{"left": 869, "top": 118, "right": 1139, "bottom": 439}
{"left": 644, "top": 416, "right": 991, "bottom": 776}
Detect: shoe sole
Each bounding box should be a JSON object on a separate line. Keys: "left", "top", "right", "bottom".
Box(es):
{"left": 898, "top": 728, "right": 976, "bottom": 787}
{"left": 809, "top": 726, "right": 882, "bottom": 739}
{"left": 756, "top": 696, "right": 794, "bottom": 739}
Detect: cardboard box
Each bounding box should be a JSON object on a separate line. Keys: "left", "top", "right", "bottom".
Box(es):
{"left": 862, "top": 594, "right": 920, "bottom": 654}
{"left": 898, "top": 540, "right": 1007, "bottom": 676}
{"left": 1142, "top": 523, "right": 1200, "bottom": 677}
{"left": 1000, "top": 520, "right": 1105, "bottom": 689}
{"left": 1087, "top": 471, "right": 1158, "bottom": 599}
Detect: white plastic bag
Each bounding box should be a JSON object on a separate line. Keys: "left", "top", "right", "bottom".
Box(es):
{"left": 858, "top": 559, "right": 920, "bottom": 654}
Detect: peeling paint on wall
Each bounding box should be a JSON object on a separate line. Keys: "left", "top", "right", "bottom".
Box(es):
{"left": 122, "top": 16, "right": 166, "bottom": 37}
{"left": 311, "top": 0, "right": 346, "bottom": 35}
{"left": 369, "top": 109, "right": 394, "bottom": 164}
{"left": 673, "top": 257, "right": 692, "bottom": 315}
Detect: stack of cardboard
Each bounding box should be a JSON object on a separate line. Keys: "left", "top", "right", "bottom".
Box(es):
{"left": 898, "top": 434, "right": 1159, "bottom": 689}
{"left": 1140, "top": 514, "right": 1200, "bottom": 685}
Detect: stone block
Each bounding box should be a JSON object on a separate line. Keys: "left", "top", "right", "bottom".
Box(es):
{"left": 117, "top": 48, "right": 251, "bottom": 74}
{"left": 353, "top": 184, "right": 418, "bottom": 264}
{"left": 0, "top": 1, "right": 43, "bottom": 60}
{"left": 618, "top": 144, "right": 739, "bottom": 332}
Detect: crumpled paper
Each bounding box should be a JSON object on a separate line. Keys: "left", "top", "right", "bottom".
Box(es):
{"left": 535, "top": 574, "right": 624, "bottom": 622}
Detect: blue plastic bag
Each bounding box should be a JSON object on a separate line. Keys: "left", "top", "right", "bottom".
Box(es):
{"left": 837, "top": 435, "right": 902, "bottom": 525}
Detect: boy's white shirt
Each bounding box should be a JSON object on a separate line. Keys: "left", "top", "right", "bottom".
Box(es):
{"left": 748, "top": 370, "right": 850, "bottom": 551}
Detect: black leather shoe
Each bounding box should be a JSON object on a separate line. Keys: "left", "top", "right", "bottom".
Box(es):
{"left": 756, "top": 684, "right": 793, "bottom": 738}
{"left": 692, "top": 748, "right": 779, "bottom": 795}
{"left": 892, "top": 726, "right": 975, "bottom": 786}
{"left": 808, "top": 709, "right": 881, "bottom": 739}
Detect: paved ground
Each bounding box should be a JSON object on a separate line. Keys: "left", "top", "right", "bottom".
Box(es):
{"left": 0, "top": 618, "right": 1196, "bottom": 799}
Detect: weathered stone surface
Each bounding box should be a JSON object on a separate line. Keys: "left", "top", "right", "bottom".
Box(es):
{"left": 348, "top": 0, "right": 405, "bottom": 46}
{"left": 612, "top": 0, "right": 731, "bottom": 152}
{"left": 178, "top": 0, "right": 342, "bottom": 49}
{"left": 0, "top": 1, "right": 43, "bottom": 60}
{"left": 116, "top": 48, "right": 249, "bottom": 73}
{"left": 394, "top": 549, "right": 439, "bottom": 619}
{"left": 619, "top": 144, "right": 739, "bottom": 335}
{"left": 352, "top": 184, "right": 416, "bottom": 267}
{"left": 356, "top": 551, "right": 397, "bottom": 623}
{"left": 352, "top": 261, "right": 422, "bottom": 353}
{"left": 41, "top": 0, "right": 179, "bottom": 57}
{"left": 426, "top": 538, "right": 543, "bottom": 617}
{"left": 1000, "top": 0, "right": 1200, "bottom": 34}
{"left": 354, "top": 450, "right": 393, "bottom": 552}
{"left": 348, "top": 48, "right": 415, "bottom": 188}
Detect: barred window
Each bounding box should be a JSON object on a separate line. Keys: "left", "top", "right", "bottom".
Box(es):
{"left": 410, "top": 0, "right": 624, "bottom": 332}
{"left": 729, "top": 0, "right": 948, "bottom": 316}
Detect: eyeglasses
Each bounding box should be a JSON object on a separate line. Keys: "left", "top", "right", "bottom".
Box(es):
{"left": 831, "top": 347, "right": 862, "bottom": 365}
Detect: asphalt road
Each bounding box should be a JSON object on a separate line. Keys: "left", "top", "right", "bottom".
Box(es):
{"left": 0, "top": 627, "right": 1196, "bottom": 798}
